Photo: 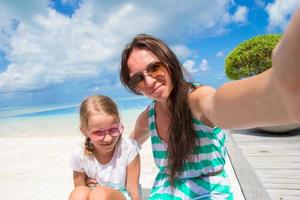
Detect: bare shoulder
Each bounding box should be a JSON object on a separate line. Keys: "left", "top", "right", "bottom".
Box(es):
{"left": 193, "top": 85, "right": 216, "bottom": 95}
{"left": 189, "top": 85, "right": 216, "bottom": 112}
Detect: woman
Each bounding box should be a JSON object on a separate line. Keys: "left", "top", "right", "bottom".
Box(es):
{"left": 119, "top": 8, "right": 300, "bottom": 199}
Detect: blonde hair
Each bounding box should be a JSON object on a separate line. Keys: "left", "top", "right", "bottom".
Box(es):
{"left": 79, "top": 95, "right": 120, "bottom": 155}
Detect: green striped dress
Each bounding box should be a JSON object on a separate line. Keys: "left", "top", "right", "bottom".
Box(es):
{"left": 148, "top": 101, "right": 233, "bottom": 200}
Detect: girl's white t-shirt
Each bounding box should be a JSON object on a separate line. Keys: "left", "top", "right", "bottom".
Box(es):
{"left": 70, "top": 137, "right": 140, "bottom": 189}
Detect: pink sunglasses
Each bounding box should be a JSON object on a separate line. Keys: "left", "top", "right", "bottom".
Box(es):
{"left": 87, "top": 123, "right": 124, "bottom": 141}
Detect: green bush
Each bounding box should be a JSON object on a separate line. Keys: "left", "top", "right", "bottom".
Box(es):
{"left": 225, "top": 34, "right": 282, "bottom": 80}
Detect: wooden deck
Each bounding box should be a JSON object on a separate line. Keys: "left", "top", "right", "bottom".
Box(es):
{"left": 227, "top": 128, "right": 300, "bottom": 200}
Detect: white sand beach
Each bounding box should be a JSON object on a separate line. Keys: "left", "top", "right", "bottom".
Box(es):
{"left": 0, "top": 109, "right": 158, "bottom": 200}
{"left": 0, "top": 135, "right": 157, "bottom": 200}
{"left": 0, "top": 109, "right": 243, "bottom": 200}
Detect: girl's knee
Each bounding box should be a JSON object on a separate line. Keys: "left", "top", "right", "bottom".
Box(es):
{"left": 89, "top": 186, "right": 105, "bottom": 199}
{"left": 69, "top": 186, "right": 90, "bottom": 200}
{"left": 89, "top": 185, "right": 125, "bottom": 200}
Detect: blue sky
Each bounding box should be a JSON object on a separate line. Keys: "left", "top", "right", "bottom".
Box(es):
{"left": 0, "top": 0, "right": 300, "bottom": 108}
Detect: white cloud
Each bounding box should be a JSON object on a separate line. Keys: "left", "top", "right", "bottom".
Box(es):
{"left": 0, "top": 8, "right": 103, "bottom": 92}
{"left": 61, "top": 0, "right": 79, "bottom": 5}
{"left": 255, "top": 0, "right": 266, "bottom": 8}
{"left": 232, "top": 6, "right": 248, "bottom": 23}
{"left": 0, "top": 0, "right": 48, "bottom": 26}
{"left": 199, "top": 59, "right": 209, "bottom": 72}
{"left": 0, "top": 0, "right": 48, "bottom": 52}
{"left": 0, "top": 2, "right": 152, "bottom": 92}
{"left": 266, "top": 0, "right": 300, "bottom": 31}
{"left": 0, "top": 0, "right": 247, "bottom": 93}
{"left": 171, "top": 45, "right": 192, "bottom": 60}
{"left": 216, "top": 51, "right": 225, "bottom": 58}
{"left": 179, "top": 1, "right": 233, "bottom": 38}
{"left": 183, "top": 59, "right": 198, "bottom": 74}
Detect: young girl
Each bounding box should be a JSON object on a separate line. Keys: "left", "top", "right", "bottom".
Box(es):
{"left": 69, "top": 95, "right": 141, "bottom": 200}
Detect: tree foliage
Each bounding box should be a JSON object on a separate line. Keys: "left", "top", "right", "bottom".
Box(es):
{"left": 225, "top": 34, "right": 282, "bottom": 80}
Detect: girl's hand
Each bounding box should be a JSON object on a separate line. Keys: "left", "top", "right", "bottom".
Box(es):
{"left": 86, "top": 177, "right": 97, "bottom": 188}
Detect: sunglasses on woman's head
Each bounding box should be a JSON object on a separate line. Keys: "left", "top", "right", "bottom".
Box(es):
{"left": 128, "top": 61, "right": 167, "bottom": 90}
{"left": 87, "top": 123, "right": 124, "bottom": 141}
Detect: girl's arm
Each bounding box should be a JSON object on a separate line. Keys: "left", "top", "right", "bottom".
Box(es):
{"left": 193, "top": 7, "right": 300, "bottom": 129}
{"left": 130, "top": 110, "right": 150, "bottom": 145}
{"left": 73, "top": 171, "right": 87, "bottom": 187}
{"left": 126, "top": 155, "right": 141, "bottom": 200}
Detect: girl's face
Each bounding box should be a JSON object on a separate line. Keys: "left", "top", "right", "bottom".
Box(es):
{"left": 86, "top": 114, "right": 122, "bottom": 153}
{"left": 127, "top": 49, "right": 173, "bottom": 103}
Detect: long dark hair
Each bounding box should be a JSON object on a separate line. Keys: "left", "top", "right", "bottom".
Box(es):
{"left": 120, "top": 34, "right": 197, "bottom": 183}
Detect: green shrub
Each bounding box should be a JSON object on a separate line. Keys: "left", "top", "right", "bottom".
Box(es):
{"left": 225, "top": 34, "right": 282, "bottom": 80}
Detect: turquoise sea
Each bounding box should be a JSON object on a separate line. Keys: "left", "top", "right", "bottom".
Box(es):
{"left": 0, "top": 97, "right": 150, "bottom": 137}
{"left": 0, "top": 96, "right": 150, "bottom": 119}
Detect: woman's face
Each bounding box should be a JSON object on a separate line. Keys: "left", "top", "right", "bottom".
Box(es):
{"left": 127, "top": 49, "right": 173, "bottom": 103}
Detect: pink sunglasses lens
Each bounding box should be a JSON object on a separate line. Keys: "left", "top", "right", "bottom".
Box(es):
{"left": 89, "top": 124, "right": 123, "bottom": 139}
{"left": 110, "top": 124, "right": 123, "bottom": 136}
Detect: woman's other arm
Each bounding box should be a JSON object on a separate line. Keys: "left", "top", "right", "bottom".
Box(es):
{"left": 130, "top": 110, "right": 150, "bottom": 145}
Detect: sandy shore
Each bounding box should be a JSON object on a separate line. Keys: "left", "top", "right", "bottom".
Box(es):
{"left": 0, "top": 135, "right": 157, "bottom": 200}
{"left": 0, "top": 109, "right": 159, "bottom": 199}
{"left": 0, "top": 110, "right": 243, "bottom": 199}
{"left": 0, "top": 135, "right": 243, "bottom": 200}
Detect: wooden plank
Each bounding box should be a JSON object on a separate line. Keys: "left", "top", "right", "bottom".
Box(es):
{"left": 270, "top": 195, "right": 300, "bottom": 200}
{"left": 226, "top": 132, "right": 272, "bottom": 200}
{"left": 264, "top": 183, "right": 300, "bottom": 190}
{"left": 256, "top": 170, "right": 300, "bottom": 179}
{"left": 230, "top": 129, "right": 300, "bottom": 200}
{"left": 241, "top": 150, "right": 300, "bottom": 156}
{"left": 261, "top": 178, "right": 300, "bottom": 184}
{"left": 251, "top": 162, "right": 300, "bottom": 169}
{"left": 240, "top": 146, "right": 300, "bottom": 150}
{"left": 224, "top": 154, "right": 245, "bottom": 200}
{"left": 268, "top": 189, "right": 300, "bottom": 198}
{"left": 237, "top": 139, "right": 300, "bottom": 144}
{"left": 235, "top": 135, "right": 300, "bottom": 139}
{"left": 247, "top": 156, "right": 300, "bottom": 161}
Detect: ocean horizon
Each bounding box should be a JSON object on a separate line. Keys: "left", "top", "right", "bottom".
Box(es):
{"left": 0, "top": 96, "right": 151, "bottom": 119}
{"left": 0, "top": 96, "right": 149, "bottom": 137}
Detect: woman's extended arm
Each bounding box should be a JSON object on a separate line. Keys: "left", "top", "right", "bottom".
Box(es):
{"left": 126, "top": 155, "right": 141, "bottom": 200}
{"left": 271, "top": 6, "right": 300, "bottom": 122}
{"left": 195, "top": 7, "right": 300, "bottom": 129}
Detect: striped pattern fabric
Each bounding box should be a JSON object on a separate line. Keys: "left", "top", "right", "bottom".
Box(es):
{"left": 148, "top": 101, "right": 233, "bottom": 199}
